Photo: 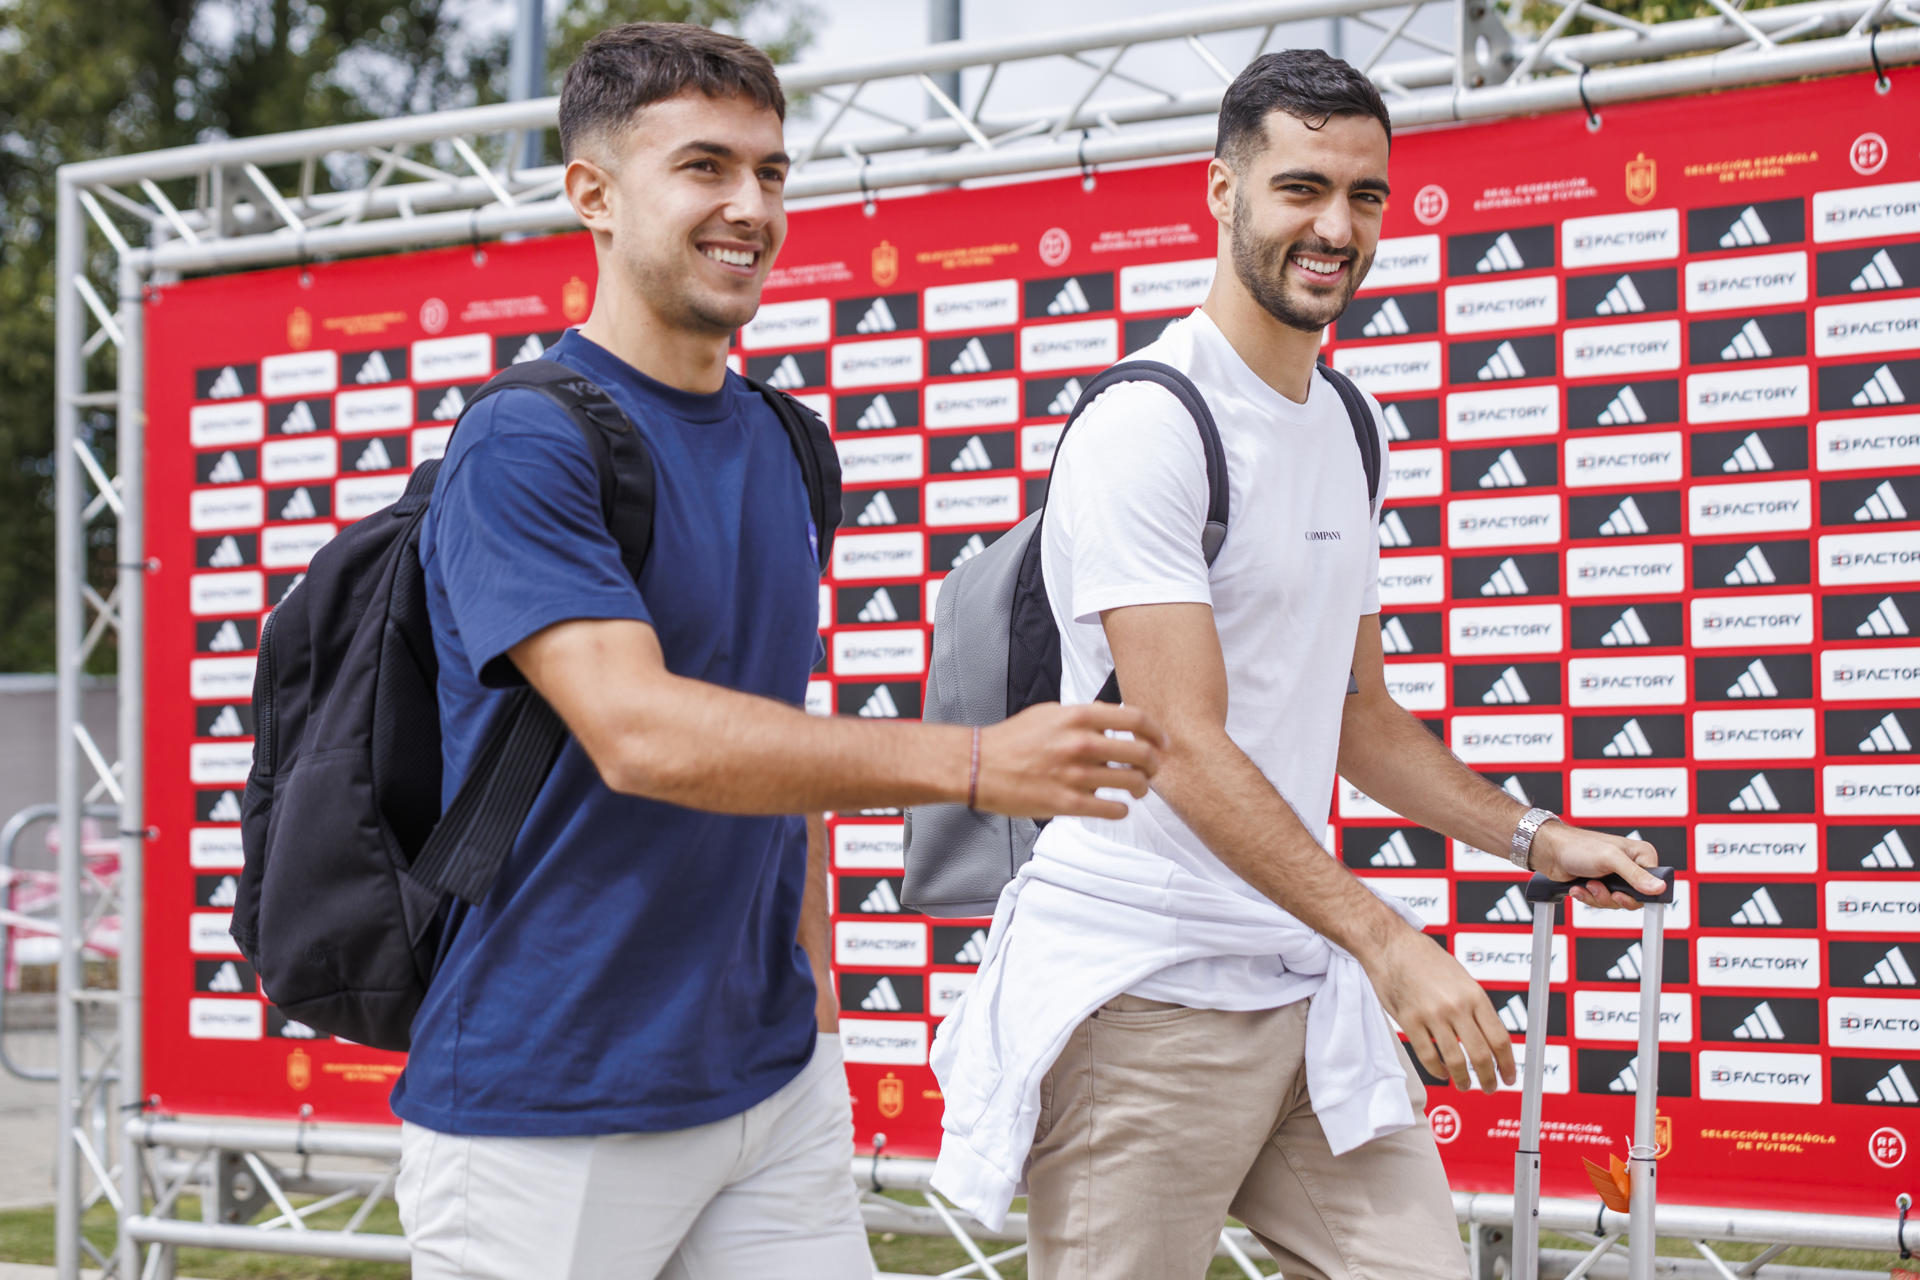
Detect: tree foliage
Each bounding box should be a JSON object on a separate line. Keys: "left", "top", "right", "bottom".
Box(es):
{"left": 0, "top": 0, "right": 811, "bottom": 671}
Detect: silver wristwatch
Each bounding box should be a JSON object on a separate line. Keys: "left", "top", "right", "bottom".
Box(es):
{"left": 1509, "top": 806, "right": 1558, "bottom": 872}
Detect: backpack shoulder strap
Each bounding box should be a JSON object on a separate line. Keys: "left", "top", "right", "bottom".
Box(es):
{"left": 1050, "top": 359, "right": 1229, "bottom": 563}
{"left": 458, "top": 360, "right": 657, "bottom": 583}
{"left": 743, "top": 378, "right": 842, "bottom": 572}
{"left": 1314, "top": 362, "right": 1383, "bottom": 515}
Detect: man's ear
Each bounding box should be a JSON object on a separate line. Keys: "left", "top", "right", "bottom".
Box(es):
{"left": 1206, "top": 157, "right": 1236, "bottom": 226}
{"left": 566, "top": 155, "right": 616, "bottom": 234}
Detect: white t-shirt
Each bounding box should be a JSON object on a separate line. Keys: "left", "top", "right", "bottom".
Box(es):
{"left": 1032, "top": 308, "right": 1388, "bottom": 1010}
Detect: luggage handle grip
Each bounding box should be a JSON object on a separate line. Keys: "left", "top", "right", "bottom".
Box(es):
{"left": 1524, "top": 866, "right": 1674, "bottom": 905}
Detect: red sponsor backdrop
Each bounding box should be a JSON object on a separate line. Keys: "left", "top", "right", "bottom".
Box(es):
{"left": 145, "top": 73, "right": 1916, "bottom": 1215}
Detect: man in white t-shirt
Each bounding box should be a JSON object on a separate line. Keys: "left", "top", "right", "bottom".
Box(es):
{"left": 951, "top": 50, "right": 1669, "bottom": 1279}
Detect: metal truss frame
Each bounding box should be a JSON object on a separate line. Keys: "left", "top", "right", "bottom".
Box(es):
{"left": 48, "top": 1, "right": 1918, "bottom": 1276}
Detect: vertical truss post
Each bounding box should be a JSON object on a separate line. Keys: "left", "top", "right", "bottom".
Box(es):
{"left": 115, "top": 252, "right": 149, "bottom": 1280}
{"left": 53, "top": 168, "right": 86, "bottom": 1280}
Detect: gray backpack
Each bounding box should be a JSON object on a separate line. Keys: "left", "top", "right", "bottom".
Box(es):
{"left": 901, "top": 359, "right": 1383, "bottom": 916}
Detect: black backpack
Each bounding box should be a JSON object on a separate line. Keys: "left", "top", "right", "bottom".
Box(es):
{"left": 230, "top": 359, "right": 841, "bottom": 1051}
{"left": 901, "top": 360, "right": 1381, "bottom": 916}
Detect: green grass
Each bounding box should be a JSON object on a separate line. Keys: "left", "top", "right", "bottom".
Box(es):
{"left": 0, "top": 1198, "right": 1898, "bottom": 1278}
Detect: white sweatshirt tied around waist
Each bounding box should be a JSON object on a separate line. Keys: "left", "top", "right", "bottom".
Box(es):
{"left": 928, "top": 834, "right": 1424, "bottom": 1231}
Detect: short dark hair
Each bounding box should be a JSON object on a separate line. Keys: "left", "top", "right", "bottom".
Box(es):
{"left": 559, "top": 22, "right": 786, "bottom": 162}
{"left": 1215, "top": 50, "right": 1391, "bottom": 168}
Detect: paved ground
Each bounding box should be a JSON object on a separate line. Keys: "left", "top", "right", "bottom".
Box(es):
{"left": 0, "top": 1029, "right": 59, "bottom": 1211}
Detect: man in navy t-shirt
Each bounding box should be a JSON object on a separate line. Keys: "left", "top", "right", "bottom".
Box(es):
{"left": 392, "top": 23, "right": 1165, "bottom": 1279}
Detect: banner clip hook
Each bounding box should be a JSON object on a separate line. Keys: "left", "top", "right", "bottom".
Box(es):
{"left": 1078, "top": 129, "right": 1097, "bottom": 191}
{"left": 1898, "top": 1192, "right": 1912, "bottom": 1259}
{"left": 1870, "top": 26, "right": 1892, "bottom": 93}
{"left": 1577, "top": 66, "right": 1601, "bottom": 131}
{"left": 859, "top": 154, "right": 877, "bottom": 218}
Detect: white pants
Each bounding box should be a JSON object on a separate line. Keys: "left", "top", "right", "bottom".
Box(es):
{"left": 397, "top": 1034, "right": 872, "bottom": 1279}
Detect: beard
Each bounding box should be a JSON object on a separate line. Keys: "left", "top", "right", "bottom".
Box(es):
{"left": 1229, "top": 190, "right": 1370, "bottom": 333}
{"left": 621, "top": 237, "right": 764, "bottom": 337}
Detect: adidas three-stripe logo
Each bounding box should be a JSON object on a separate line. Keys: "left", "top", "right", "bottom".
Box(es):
{"left": 1604, "top": 718, "right": 1654, "bottom": 757}
{"left": 1476, "top": 233, "right": 1526, "bottom": 273}
{"left": 1727, "top": 659, "right": 1779, "bottom": 698}
{"left": 950, "top": 534, "right": 989, "bottom": 567}
{"left": 354, "top": 438, "right": 393, "bottom": 472}
{"left": 859, "top": 880, "right": 902, "bottom": 912}
{"left": 860, "top": 976, "right": 903, "bottom": 1010}
{"left": 1857, "top": 596, "right": 1911, "bottom": 637}
{"left": 1047, "top": 379, "right": 1083, "bottom": 416}
{"left": 766, "top": 354, "right": 807, "bottom": 390}
{"left": 205, "top": 620, "right": 245, "bottom": 652}
{"left": 207, "top": 452, "right": 245, "bottom": 484}
{"left": 1496, "top": 993, "right": 1529, "bottom": 1031}
{"left": 1363, "top": 298, "right": 1411, "bottom": 336}
{"left": 1866, "top": 946, "right": 1918, "bottom": 984}
{"left": 1477, "top": 341, "right": 1528, "bottom": 381}
{"left": 1867, "top": 1064, "right": 1919, "bottom": 1103}
{"left": 1730, "top": 885, "right": 1784, "bottom": 923}
{"left": 431, "top": 387, "right": 466, "bottom": 419}
{"left": 856, "top": 298, "right": 898, "bottom": 333}
{"left": 1854, "top": 364, "right": 1906, "bottom": 406}
{"left": 857, "top": 589, "right": 900, "bottom": 623}
{"left": 1598, "top": 497, "right": 1650, "bottom": 536}
{"left": 1597, "top": 386, "right": 1648, "bottom": 426}
{"left": 206, "top": 536, "right": 244, "bottom": 568}
{"left": 949, "top": 436, "right": 994, "bottom": 471}
{"left": 1370, "top": 830, "right": 1416, "bottom": 866}
{"left": 1380, "top": 617, "right": 1415, "bottom": 653}
{"left": 1379, "top": 512, "right": 1414, "bottom": 548}
{"left": 1732, "top": 1001, "right": 1786, "bottom": 1040}
{"left": 857, "top": 492, "right": 899, "bottom": 526}
{"left": 1601, "top": 607, "right": 1653, "bottom": 646}
{"left": 1723, "top": 545, "right": 1777, "bottom": 586}
{"left": 1719, "top": 206, "right": 1771, "bottom": 248}
{"left": 1381, "top": 404, "right": 1413, "bottom": 440}
{"left": 953, "top": 930, "right": 988, "bottom": 965}
{"left": 1720, "top": 319, "right": 1773, "bottom": 361}
{"left": 1728, "top": 773, "right": 1781, "bottom": 813}
{"left": 1485, "top": 884, "right": 1530, "bottom": 922}
{"left": 205, "top": 705, "right": 245, "bottom": 737}
{"left": 949, "top": 338, "right": 993, "bottom": 374}
{"left": 354, "top": 351, "right": 392, "bottom": 383}
{"left": 1855, "top": 481, "right": 1910, "bottom": 522}
{"left": 279, "top": 488, "right": 318, "bottom": 520}
{"left": 1863, "top": 830, "right": 1915, "bottom": 869}
{"left": 1480, "top": 557, "right": 1530, "bottom": 596}
{"left": 510, "top": 334, "right": 545, "bottom": 364}
{"left": 1852, "top": 248, "right": 1906, "bottom": 292}
{"left": 281, "top": 401, "right": 319, "bottom": 433}
{"left": 1482, "top": 666, "right": 1531, "bottom": 704}
{"left": 1596, "top": 275, "right": 1647, "bottom": 315}
{"left": 1860, "top": 713, "right": 1913, "bottom": 753}
{"left": 1047, "top": 279, "right": 1092, "bottom": 315}
{"left": 858, "top": 686, "right": 900, "bottom": 718}
{"left": 1722, "top": 431, "right": 1776, "bottom": 472}
{"left": 1608, "top": 943, "right": 1645, "bottom": 981}
{"left": 1478, "top": 448, "right": 1529, "bottom": 487}
{"left": 855, "top": 396, "right": 899, "bottom": 430}
{"left": 206, "top": 367, "right": 245, "bottom": 399}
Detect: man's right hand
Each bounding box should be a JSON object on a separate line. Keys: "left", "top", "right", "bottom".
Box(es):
{"left": 976, "top": 703, "right": 1166, "bottom": 820}
{"left": 1364, "top": 927, "right": 1516, "bottom": 1094}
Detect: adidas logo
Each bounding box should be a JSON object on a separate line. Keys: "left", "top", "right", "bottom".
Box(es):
{"left": 1363, "top": 298, "right": 1411, "bottom": 337}
{"left": 1864, "top": 829, "right": 1915, "bottom": 869}
{"left": 207, "top": 452, "right": 245, "bottom": 484}
{"left": 279, "top": 488, "right": 318, "bottom": 521}
{"left": 205, "top": 620, "right": 246, "bottom": 653}
{"left": 1597, "top": 386, "right": 1648, "bottom": 426}
{"left": 855, "top": 396, "right": 899, "bottom": 430}
{"left": 950, "top": 533, "right": 989, "bottom": 567}
{"left": 206, "top": 875, "right": 238, "bottom": 909}
{"left": 278, "top": 1018, "right": 318, "bottom": 1038}
{"left": 1481, "top": 666, "right": 1532, "bottom": 705}
{"left": 1866, "top": 946, "right": 1919, "bottom": 985}
{"left": 858, "top": 686, "right": 900, "bottom": 718}
{"left": 1380, "top": 617, "right": 1415, "bottom": 654}
{"left": 1851, "top": 248, "right": 1906, "bottom": 292}
{"left": 431, "top": 387, "right": 466, "bottom": 419}
{"left": 1047, "top": 279, "right": 1092, "bottom": 315}
{"left": 1598, "top": 496, "right": 1650, "bottom": 536}
{"left": 207, "top": 791, "right": 242, "bottom": 822}
{"left": 1500, "top": 775, "right": 1532, "bottom": 804}
{"left": 857, "top": 589, "right": 900, "bottom": 623}
{"left": 206, "top": 367, "right": 245, "bottom": 399}
{"left": 1868, "top": 1064, "right": 1920, "bottom": 1104}
{"left": 1854, "top": 364, "right": 1906, "bottom": 407}
{"left": 1608, "top": 1056, "right": 1642, "bottom": 1093}
{"left": 354, "top": 351, "right": 392, "bottom": 384}
{"left": 1728, "top": 773, "right": 1782, "bottom": 814}
{"left": 1719, "top": 319, "right": 1772, "bottom": 361}
{"left": 206, "top": 536, "right": 244, "bottom": 568}
{"left": 275, "top": 573, "right": 305, "bottom": 603}
{"left": 859, "top": 976, "right": 904, "bottom": 1010}
{"left": 1860, "top": 712, "right": 1913, "bottom": 753}
{"left": 859, "top": 880, "right": 902, "bottom": 913}
{"left": 1719, "top": 206, "right": 1772, "bottom": 248}
{"left": 856, "top": 491, "right": 900, "bottom": 526}
{"left": 1476, "top": 232, "right": 1526, "bottom": 273}
{"left": 1604, "top": 718, "right": 1654, "bottom": 757}
{"left": 1601, "top": 607, "right": 1653, "bottom": 646}
{"left": 1479, "top": 557, "right": 1531, "bottom": 596}
{"left": 205, "top": 705, "right": 245, "bottom": 737}
{"left": 1046, "top": 379, "right": 1083, "bottom": 416}
{"left": 949, "top": 436, "right": 994, "bottom": 472}
{"left": 1596, "top": 275, "right": 1647, "bottom": 316}
{"left": 1855, "top": 480, "right": 1909, "bottom": 522}
{"left": 1369, "top": 830, "right": 1416, "bottom": 866}
{"left": 1721, "top": 432, "right": 1776, "bottom": 473}
{"left": 511, "top": 334, "right": 545, "bottom": 364}
{"left": 1732, "top": 1001, "right": 1786, "bottom": 1040}
{"left": 1485, "top": 883, "right": 1531, "bottom": 922}
{"left": 354, "top": 438, "right": 394, "bottom": 472}
{"left": 1476, "top": 341, "right": 1528, "bottom": 381}
{"left": 1723, "top": 546, "right": 1777, "bottom": 587}
{"left": 856, "top": 298, "right": 899, "bottom": 333}
{"left": 1477, "top": 448, "right": 1529, "bottom": 487}
{"left": 767, "top": 354, "right": 807, "bottom": 390}
{"left": 948, "top": 337, "right": 993, "bottom": 375}
{"left": 1379, "top": 512, "right": 1414, "bottom": 548}
{"left": 1381, "top": 403, "right": 1413, "bottom": 441}
{"left": 280, "top": 401, "right": 319, "bottom": 434}
{"left": 1607, "top": 943, "right": 1645, "bottom": 981}
{"left": 1496, "top": 993, "right": 1529, "bottom": 1032}
{"left": 953, "top": 929, "right": 988, "bottom": 965}
{"left": 205, "top": 961, "right": 245, "bottom": 993}
{"left": 1858, "top": 596, "right": 1911, "bottom": 637}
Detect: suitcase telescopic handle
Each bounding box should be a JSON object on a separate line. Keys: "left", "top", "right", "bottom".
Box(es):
{"left": 1524, "top": 865, "right": 1675, "bottom": 905}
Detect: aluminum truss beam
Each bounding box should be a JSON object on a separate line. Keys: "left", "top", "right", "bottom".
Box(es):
{"left": 52, "top": 3, "right": 1917, "bottom": 1276}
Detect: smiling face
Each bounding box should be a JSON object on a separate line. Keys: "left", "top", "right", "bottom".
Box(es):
{"left": 1213, "top": 109, "right": 1391, "bottom": 333}
{"left": 574, "top": 90, "right": 790, "bottom": 338}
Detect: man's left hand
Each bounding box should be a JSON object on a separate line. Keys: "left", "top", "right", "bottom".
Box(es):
{"left": 1532, "top": 824, "right": 1666, "bottom": 910}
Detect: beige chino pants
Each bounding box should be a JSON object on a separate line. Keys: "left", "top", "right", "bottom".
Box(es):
{"left": 1024, "top": 994, "right": 1470, "bottom": 1280}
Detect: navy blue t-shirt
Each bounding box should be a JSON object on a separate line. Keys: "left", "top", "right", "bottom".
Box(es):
{"left": 390, "top": 330, "right": 823, "bottom": 1136}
